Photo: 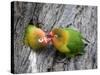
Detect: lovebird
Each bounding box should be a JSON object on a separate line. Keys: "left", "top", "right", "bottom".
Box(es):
{"left": 49, "top": 27, "right": 86, "bottom": 57}
{"left": 23, "top": 25, "right": 48, "bottom": 49}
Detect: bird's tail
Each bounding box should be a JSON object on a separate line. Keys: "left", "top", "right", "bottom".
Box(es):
{"left": 82, "top": 37, "right": 90, "bottom": 47}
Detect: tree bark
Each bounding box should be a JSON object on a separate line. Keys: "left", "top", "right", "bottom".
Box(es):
{"left": 12, "top": 1, "right": 97, "bottom": 74}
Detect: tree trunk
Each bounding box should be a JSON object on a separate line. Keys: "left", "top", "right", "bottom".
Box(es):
{"left": 12, "top": 1, "right": 97, "bottom": 74}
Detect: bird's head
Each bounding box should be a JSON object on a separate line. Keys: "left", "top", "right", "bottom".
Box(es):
{"left": 48, "top": 28, "right": 62, "bottom": 43}
{"left": 50, "top": 28, "right": 63, "bottom": 37}
{"left": 47, "top": 28, "right": 66, "bottom": 45}
{"left": 38, "top": 36, "right": 48, "bottom": 46}
{"left": 36, "top": 29, "right": 49, "bottom": 46}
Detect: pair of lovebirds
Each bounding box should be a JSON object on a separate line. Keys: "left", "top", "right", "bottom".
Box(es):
{"left": 23, "top": 24, "right": 88, "bottom": 58}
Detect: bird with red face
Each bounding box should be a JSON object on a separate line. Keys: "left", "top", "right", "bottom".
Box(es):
{"left": 48, "top": 27, "right": 85, "bottom": 58}
{"left": 23, "top": 25, "right": 48, "bottom": 50}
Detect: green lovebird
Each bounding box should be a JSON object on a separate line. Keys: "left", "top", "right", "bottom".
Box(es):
{"left": 23, "top": 25, "right": 48, "bottom": 49}
{"left": 49, "top": 27, "right": 86, "bottom": 57}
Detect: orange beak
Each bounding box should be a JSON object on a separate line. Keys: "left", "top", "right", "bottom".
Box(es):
{"left": 49, "top": 32, "right": 53, "bottom": 37}
{"left": 43, "top": 37, "right": 48, "bottom": 45}
{"left": 39, "top": 32, "right": 54, "bottom": 46}
{"left": 46, "top": 31, "right": 54, "bottom": 45}
{"left": 47, "top": 31, "right": 54, "bottom": 38}
{"left": 41, "top": 36, "right": 49, "bottom": 46}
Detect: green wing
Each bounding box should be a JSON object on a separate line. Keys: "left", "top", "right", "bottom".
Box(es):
{"left": 64, "top": 28, "right": 85, "bottom": 57}
{"left": 23, "top": 25, "right": 36, "bottom": 46}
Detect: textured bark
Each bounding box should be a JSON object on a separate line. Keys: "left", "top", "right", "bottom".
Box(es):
{"left": 12, "top": 1, "right": 97, "bottom": 74}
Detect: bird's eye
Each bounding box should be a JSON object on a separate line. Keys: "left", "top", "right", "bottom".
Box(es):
{"left": 38, "top": 38, "right": 43, "bottom": 43}
{"left": 54, "top": 35, "right": 58, "bottom": 38}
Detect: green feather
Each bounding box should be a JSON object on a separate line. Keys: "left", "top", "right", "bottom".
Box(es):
{"left": 23, "top": 25, "right": 35, "bottom": 45}
{"left": 51, "top": 27, "right": 86, "bottom": 58}
{"left": 64, "top": 28, "right": 85, "bottom": 57}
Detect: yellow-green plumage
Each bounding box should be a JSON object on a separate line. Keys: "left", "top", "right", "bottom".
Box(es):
{"left": 23, "top": 25, "right": 47, "bottom": 49}
{"left": 51, "top": 27, "right": 85, "bottom": 57}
